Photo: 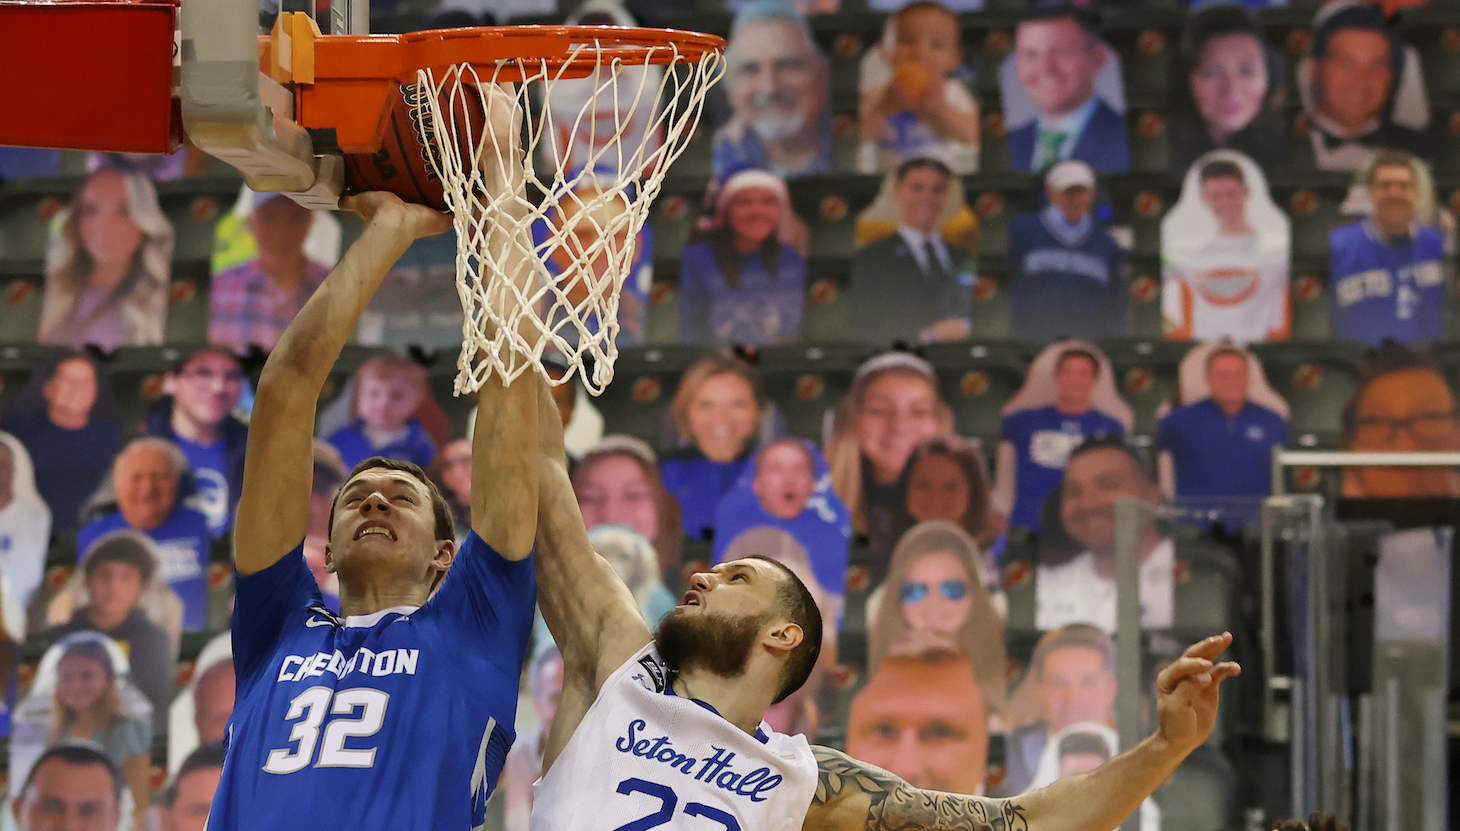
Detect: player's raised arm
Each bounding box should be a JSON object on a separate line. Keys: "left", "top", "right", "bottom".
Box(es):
{"left": 469, "top": 372, "right": 538, "bottom": 559}
{"left": 532, "top": 372, "right": 653, "bottom": 767}
{"left": 233, "top": 193, "right": 451, "bottom": 576}
{"left": 803, "top": 634, "right": 1240, "bottom": 831}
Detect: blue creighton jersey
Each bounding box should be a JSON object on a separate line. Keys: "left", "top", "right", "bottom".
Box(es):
{"left": 1329, "top": 220, "right": 1445, "bottom": 346}
{"left": 209, "top": 531, "right": 534, "bottom": 830}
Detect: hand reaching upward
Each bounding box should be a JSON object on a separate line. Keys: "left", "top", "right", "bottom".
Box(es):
{"left": 1155, "top": 632, "right": 1241, "bottom": 756}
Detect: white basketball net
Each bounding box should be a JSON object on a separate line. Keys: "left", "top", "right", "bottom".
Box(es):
{"left": 414, "top": 38, "right": 724, "bottom": 396}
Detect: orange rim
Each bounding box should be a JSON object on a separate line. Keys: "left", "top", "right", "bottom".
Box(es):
{"left": 262, "top": 20, "right": 723, "bottom": 155}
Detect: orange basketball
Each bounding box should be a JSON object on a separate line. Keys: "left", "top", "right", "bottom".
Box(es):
{"left": 342, "top": 80, "right": 486, "bottom": 212}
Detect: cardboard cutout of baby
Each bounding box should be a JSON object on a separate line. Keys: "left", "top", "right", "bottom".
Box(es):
{"left": 1161, "top": 149, "right": 1290, "bottom": 344}
{"left": 858, "top": 1, "right": 980, "bottom": 175}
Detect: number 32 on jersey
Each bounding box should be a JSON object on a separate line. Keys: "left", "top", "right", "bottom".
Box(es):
{"left": 264, "top": 686, "right": 390, "bottom": 773}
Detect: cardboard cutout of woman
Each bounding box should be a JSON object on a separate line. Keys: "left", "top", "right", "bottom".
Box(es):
{"left": 864, "top": 521, "right": 1006, "bottom": 711}
{"left": 1161, "top": 149, "right": 1291, "bottom": 344}
{"left": 1168, "top": 3, "right": 1288, "bottom": 171}
{"left": 40, "top": 168, "right": 173, "bottom": 349}
{"left": 0, "top": 432, "right": 50, "bottom": 642}
{"left": 678, "top": 170, "right": 807, "bottom": 347}
{"left": 11, "top": 633, "right": 152, "bottom": 824}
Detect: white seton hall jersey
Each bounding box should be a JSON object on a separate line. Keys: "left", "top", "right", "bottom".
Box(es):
{"left": 209, "top": 531, "right": 534, "bottom": 830}
{"left": 531, "top": 644, "right": 819, "bottom": 831}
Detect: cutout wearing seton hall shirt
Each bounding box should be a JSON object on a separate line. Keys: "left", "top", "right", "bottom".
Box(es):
{"left": 1329, "top": 153, "right": 1445, "bottom": 347}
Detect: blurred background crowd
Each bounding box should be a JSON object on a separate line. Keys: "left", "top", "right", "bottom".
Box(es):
{"left": 0, "top": 0, "right": 1459, "bottom": 828}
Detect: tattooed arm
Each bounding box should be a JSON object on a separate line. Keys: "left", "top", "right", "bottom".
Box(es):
{"left": 802, "top": 745, "right": 1028, "bottom": 831}
{"left": 803, "top": 633, "right": 1241, "bottom": 831}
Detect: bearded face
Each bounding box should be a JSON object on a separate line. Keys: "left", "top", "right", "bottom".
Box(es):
{"left": 654, "top": 607, "right": 770, "bottom": 681}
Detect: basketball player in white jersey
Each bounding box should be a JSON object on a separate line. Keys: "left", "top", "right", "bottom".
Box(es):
{"left": 526, "top": 371, "right": 1241, "bottom": 831}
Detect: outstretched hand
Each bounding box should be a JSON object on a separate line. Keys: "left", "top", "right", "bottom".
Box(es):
{"left": 1156, "top": 632, "right": 1241, "bottom": 756}
{"left": 340, "top": 191, "right": 453, "bottom": 240}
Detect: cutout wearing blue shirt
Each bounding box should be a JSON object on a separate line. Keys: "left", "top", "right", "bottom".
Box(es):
{"left": 78, "top": 506, "right": 213, "bottom": 631}
{"left": 1158, "top": 398, "right": 1287, "bottom": 498}
{"left": 1003, "top": 406, "right": 1125, "bottom": 531}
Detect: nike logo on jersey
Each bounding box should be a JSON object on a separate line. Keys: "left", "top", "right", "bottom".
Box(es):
{"left": 616, "top": 719, "right": 783, "bottom": 802}
{"left": 305, "top": 605, "right": 342, "bottom": 629}
{"left": 305, "top": 617, "right": 334, "bottom": 628}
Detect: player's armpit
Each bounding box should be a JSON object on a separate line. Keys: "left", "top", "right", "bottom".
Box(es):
{"left": 803, "top": 746, "right": 1027, "bottom": 831}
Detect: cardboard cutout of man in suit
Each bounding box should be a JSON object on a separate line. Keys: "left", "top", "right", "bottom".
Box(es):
{"left": 1006, "top": 6, "right": 1130, "bottom": 173}
{"left": 848, "top": 158, "right": 973, "bottom": 346}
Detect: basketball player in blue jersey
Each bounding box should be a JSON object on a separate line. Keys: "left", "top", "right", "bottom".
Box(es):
{"left": 208, "top": 191, "right": 540, "bottom": 830}
{"left": 526, "top": 371, "right": 1243, "bottom": 831}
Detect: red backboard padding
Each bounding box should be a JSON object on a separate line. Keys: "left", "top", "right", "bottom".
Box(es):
{"left": 0, "top": 0, "right": 181, "bottom": 153}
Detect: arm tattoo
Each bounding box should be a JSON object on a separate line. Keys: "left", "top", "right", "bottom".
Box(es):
{"left": 811, "top": 746, "right": 1029, "bottom": 831}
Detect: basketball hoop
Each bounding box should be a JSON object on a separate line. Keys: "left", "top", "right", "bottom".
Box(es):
{"left": 264, "top": 22, "right": 725, "bottom": 395}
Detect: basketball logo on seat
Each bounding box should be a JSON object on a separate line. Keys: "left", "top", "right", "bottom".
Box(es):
{"left": 794, "top": 374, "right": 825, "bottom": 401}
{"left": 1134, "top": 191, "right": 1163, "bottom": 218}
{"left": 1294, "top": 363, "right": 1324, "bottom": 390}
{"left": 1137, "top": 112, "right": 1164, "bottom": 138}
{"left": 808, "top": 278, "right": 840, "bottom": 305}
{"left": 1130, "top": 275, "right": 1159, "bottom": 304}
{"left": 1124, "top": 368, "right": 1153, "bottom": 395}
{"left": 141, "top": 374, "right": 166, "bottom": 401}
{"left": 1293, "top": 275, "right": 1323, "bottom": 302}
{"left": 1136, "top": 30, "right": 1164, "bottom": 55}
{"left": 170, "top": 279, "right": 196, "bottom": 304}
{"left": 630, "top": 377, "right": 661, "bottom": 402}
{"left": 960, "top": 370, "right": 989, "bottom": 397}
{"left": 4, "top": 280, "right": 34, "bottom": 306}
{"left": 819, "top": 195, "right": 847, "bottom": 222}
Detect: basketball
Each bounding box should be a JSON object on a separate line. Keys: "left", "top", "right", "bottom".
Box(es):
{"left": 342, "top": 80, "right": 487, "bottom": 213}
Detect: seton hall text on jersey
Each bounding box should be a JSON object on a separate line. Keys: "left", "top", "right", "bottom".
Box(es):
{"left": 277, "top": 648, "right": 420, "bottom": 683}
{"left": 616, "top": 719, "right": 784, "bottom": 802}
